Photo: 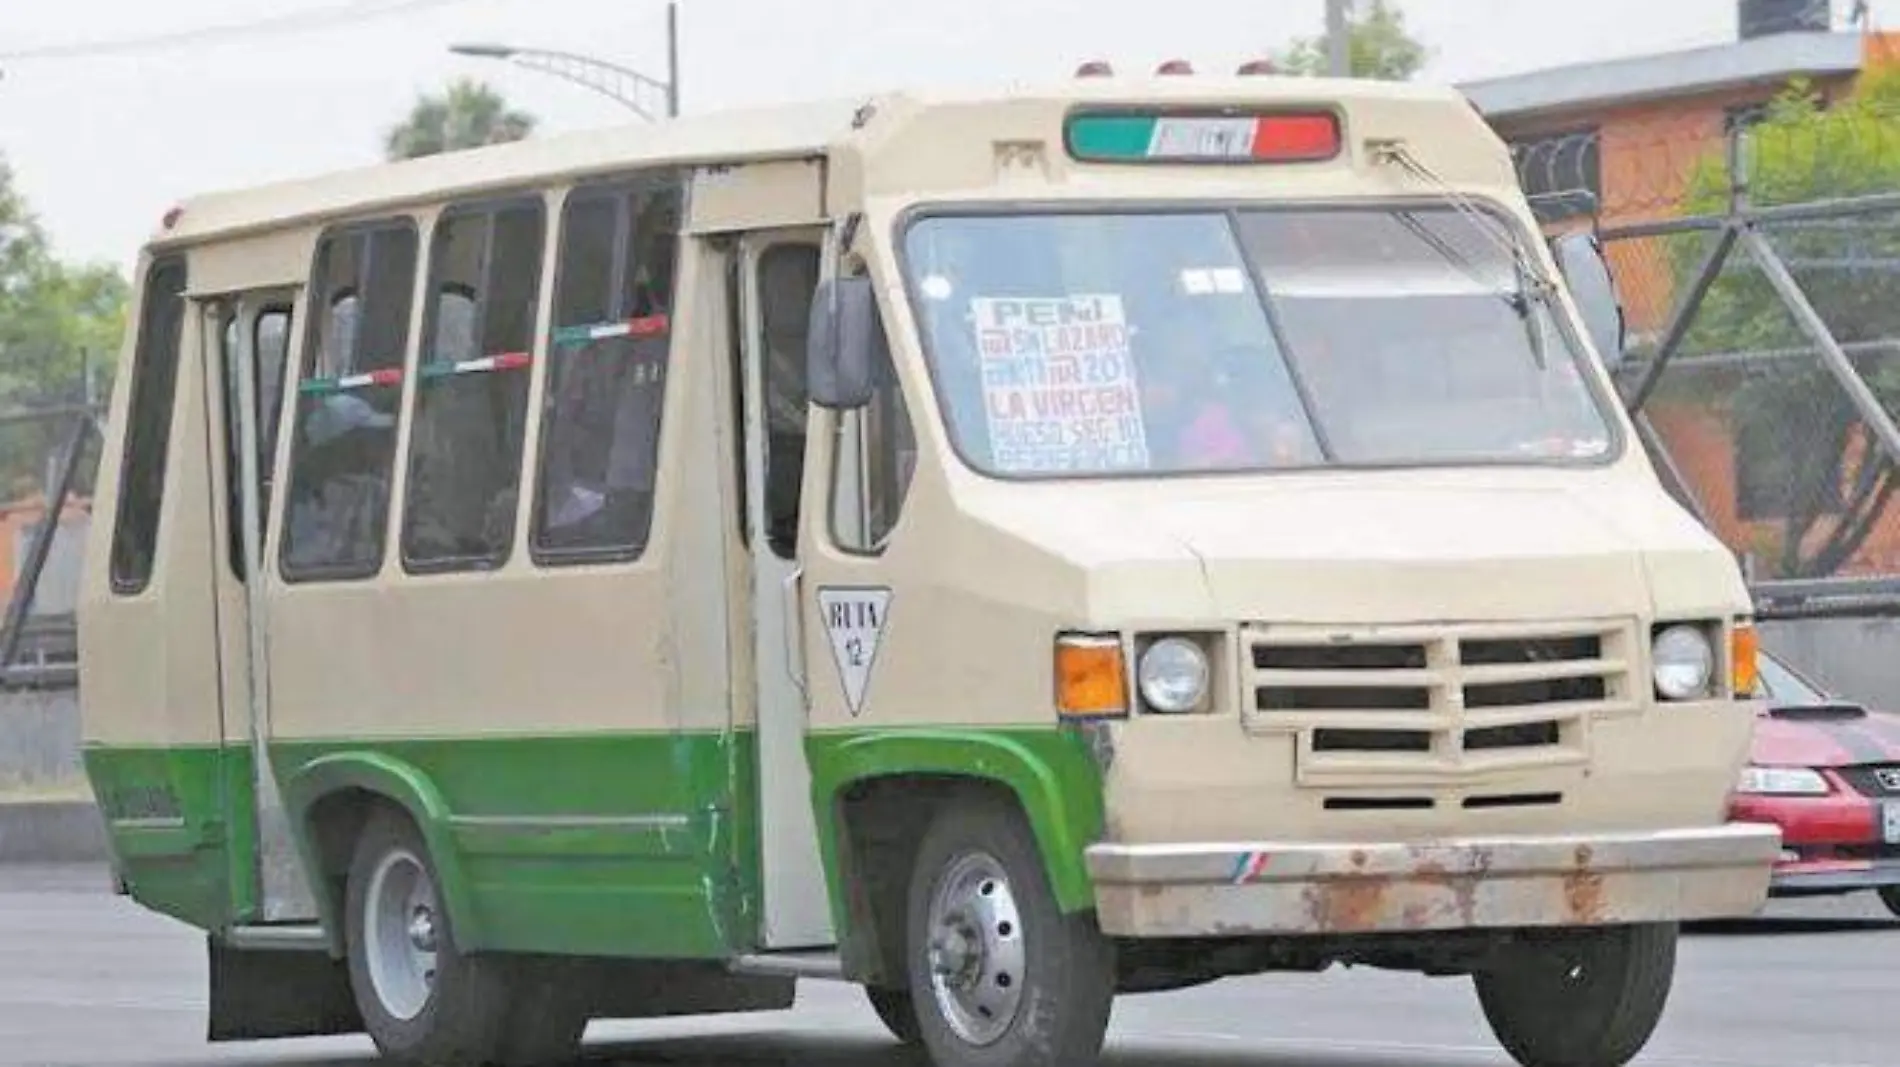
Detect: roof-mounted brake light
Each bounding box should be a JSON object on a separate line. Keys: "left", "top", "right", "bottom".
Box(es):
{"left": 1237, "top": 58, "right": 1278, "bottom": 75}
{"left": 1076, "top": 60, "right": 1115, "bottom": 77}
{"left": 1155, "top": 59, "right": 1195, "bottom": 75}
{"left": 1065, "top": 109, "right": 1342, "bottom": 164}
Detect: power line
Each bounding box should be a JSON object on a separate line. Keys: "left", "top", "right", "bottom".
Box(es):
{"left": 0, "top": 0, "right": 492, "bottom": 63}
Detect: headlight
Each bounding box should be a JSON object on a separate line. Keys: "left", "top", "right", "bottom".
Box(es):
{"left": 1737, "top": 766, "right": 1830, "bottom": 796}
{"left": 1652, "top": 624, "right": 1714, "bottom": 700}
{"left": 1137, "top": 637, "right": 1209, "bottom": 713}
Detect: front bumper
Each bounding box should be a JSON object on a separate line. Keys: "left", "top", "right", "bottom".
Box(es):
{"left": 1085, "top": 822, "right": 1781, "bottom": 937}
{"left": 1769, "top": 857, "right": 1900, "bottom": 894}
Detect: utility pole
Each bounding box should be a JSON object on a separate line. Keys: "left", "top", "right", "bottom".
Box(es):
{"left": 1326, "top": 0, "right": 1352, "bottom": 77}
{"left": 665, "top": 0, "right": 680, "bottom": 117}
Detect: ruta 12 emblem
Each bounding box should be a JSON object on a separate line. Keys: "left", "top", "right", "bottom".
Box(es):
{"left": 817, "top": 586, "right": 892, "bottom": 717}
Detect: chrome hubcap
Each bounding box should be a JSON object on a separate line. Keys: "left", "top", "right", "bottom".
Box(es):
{"left": 364, "top": 848, "right": 439, "bottom": 1022}
{"left": 925, "top": 851, "right": 1025, "bottom": 1046}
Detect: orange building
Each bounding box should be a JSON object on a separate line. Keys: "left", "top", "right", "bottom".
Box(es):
{"left": 1462, "top": 8, "right": 1900, "bottom": 581}
{"left": 0, "top": 493, "right": 90, "bottom": 618}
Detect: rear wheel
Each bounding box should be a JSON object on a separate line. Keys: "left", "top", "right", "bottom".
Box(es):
{"left": 1878, "top": 885, "right": 1900, "bottom": 919}
{"left": 904, "top": 794, "right": 1116, "bottom": 1067}
{"left": 1474, "top": 923, "right": 1677, "bottom": 1067}
{"left": 865, "top": 984, "right": 922, "bottom": 1046}
{"left": 344, "top": 808, "right": 584, "bottom": 1066}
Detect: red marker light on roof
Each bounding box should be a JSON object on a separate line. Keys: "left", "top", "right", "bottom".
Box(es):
{"left": 161, "top": 205, "right": 184, "bottom": 231}
{"left": 1076, "top": 60, "right": 1115, "bottom": 77}
{"left": 1156, "top": 59, "right": 1195, "bottom": 76}
{"left": 1251, "top": 113, "right": 1341, "bottom": 160}
{"left": 1237, "top": 59, "right": 1278, "bottom": 75}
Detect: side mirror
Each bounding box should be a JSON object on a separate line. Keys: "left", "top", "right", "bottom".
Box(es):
{"left": 807, "top": 275, "right": 885, "bottom": 410}
{"left": 1551, "top": 232, "right": 1627, "bottom": 370}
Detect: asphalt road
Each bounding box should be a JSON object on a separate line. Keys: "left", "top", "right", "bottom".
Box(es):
{"left": 3, "top": 864, "right": 1894, "bottom": 1067}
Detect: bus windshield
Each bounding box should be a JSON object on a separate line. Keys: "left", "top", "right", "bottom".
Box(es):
{"left": 900, "top": 205, "right": 1617, "bottom": 478}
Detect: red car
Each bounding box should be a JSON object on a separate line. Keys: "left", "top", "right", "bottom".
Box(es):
{"left": 1728, "top": 651, "right": 1900, "bottom": 917}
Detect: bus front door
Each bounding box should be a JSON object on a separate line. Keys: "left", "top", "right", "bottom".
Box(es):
{"left": 737, "top": 232, "right": 835, "bottom": 949}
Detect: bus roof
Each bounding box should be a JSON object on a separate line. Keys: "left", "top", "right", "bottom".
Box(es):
{"left": 153, "top": 75, "right": 1479, "bottom": 249}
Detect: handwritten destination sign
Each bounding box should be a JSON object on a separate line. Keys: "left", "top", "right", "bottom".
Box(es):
{"left": 971, "top": 295, "right": 1150, "bottom": 473}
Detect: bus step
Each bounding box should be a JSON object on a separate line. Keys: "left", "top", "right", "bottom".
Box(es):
{"left": 730, "top": 950, "right": 846, "bottom": 981}
{"left": 221, "top": 924, "right": 328, "bottom": 951}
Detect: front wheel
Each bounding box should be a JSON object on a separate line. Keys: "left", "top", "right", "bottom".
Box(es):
{"left": 865, "top": 984, "right": 922, "bottom": 1046}
{"left": 1474, "top": 922, "right": 1677, "bottom": 1067}
{"left": 904, "top": 794, "right": 1116, "bottom": 1067}
{"left": 1878, "top": 885, "right": 1900, "bottom": 919}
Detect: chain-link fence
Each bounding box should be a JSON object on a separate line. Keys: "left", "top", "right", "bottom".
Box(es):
{"left": 1510, "top": 82, "right": 1900, "bottom": 617}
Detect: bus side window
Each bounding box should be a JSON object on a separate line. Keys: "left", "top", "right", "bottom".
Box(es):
{"left": 829, "top": 277, "right": 917, "bottom": 554}
{"left": 757, "top": 245, "right": 819, "bottom": 560}
{"left": 279, "top": 222, "right": 418, "bottom": 581}
{"left": 531, "top": 177, "right": 681, "bottom": 564}
{"left": 402, "top": 199, "right": 545, "bottom": 572}
{"left": 219, "top": 306, "right": 293, "bottom": 579}
{"left": 109, "top": 255, "right": 190, "bottom": 595}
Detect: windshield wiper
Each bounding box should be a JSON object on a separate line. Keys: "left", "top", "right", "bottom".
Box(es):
{"left": 1393, "top": 210, "right": 1552, "bottom": 370}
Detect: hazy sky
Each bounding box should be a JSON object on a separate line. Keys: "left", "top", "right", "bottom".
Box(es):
{"left": 0, "top": 0, "right": 1858, "bottom": 268}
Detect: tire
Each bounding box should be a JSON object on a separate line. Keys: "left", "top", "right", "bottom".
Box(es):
{"left": 1474, "top": 922, "right": 1678, "bottom": 1067}
{"left": 344, "top": 808, "right": 584, "bottom": 1067}
{"left": 904, "top": 793, "right": 1116, "bottom": 1067}
{"left": 865, "top": 984, "right": 923, "bottom": 1046}
{"left": 1878, "top": 885, "right": 1900, "bottom": 920}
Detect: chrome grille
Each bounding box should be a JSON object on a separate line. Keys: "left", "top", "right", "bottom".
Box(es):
{"left": 1243, "top": 619, "right": 1639, "bottom": 784}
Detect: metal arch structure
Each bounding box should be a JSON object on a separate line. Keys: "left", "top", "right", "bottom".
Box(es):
{"left": 465, "top": 45, "right": 675, "bottom": 121}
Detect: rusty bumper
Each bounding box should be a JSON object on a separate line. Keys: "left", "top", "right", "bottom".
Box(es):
{"left": 1085, "top": 822, "right": 1782, "bottom": 938}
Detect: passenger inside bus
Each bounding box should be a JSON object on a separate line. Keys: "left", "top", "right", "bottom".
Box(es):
{"left": 758, "top": 245, "right": 819, "bottom": 558}
{"left": 536, "top": 182, "right": 680, "bottom": 558}
{"left": 284, "top": 392, "right": 395, "bottom": 572}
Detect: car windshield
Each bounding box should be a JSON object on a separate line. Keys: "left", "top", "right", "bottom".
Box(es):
{"left": 900, "top": 206, "right": 1616, "bottom": 478}
{"left": 1755, "top": 653, "right": 1828, "bottom": 705}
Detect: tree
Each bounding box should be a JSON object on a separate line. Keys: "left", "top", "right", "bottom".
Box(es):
{"left": 1275, "top": 0, "right": 1429, "bottom": 81}
{"left": 1669, "top": 70, "right": 1900, "bottom": 579}
{"left": 384, "top": 78, "right": 537, "bottom": 161}
{"left": 0, "top": 157, "right": 128, "bottom": 500}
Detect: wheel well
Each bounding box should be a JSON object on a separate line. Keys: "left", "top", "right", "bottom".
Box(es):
{"left": 304, "top": 788, "right": 405, "bottom": 937}
{"left": 833, "top": 774, "right": 1021, "bottom": 988}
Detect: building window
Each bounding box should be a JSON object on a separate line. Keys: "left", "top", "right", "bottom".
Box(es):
{"left": 109, "top": 256, "right": 189, "bottom": 595}
{"left": 280, "top": 221, "right": 418, "bottom": 581}
{"left": 402, "top": 199, "right": 546, "bottom": 572}
{"left": 1508, "top": 128, "right": 1601, "bottom": 223}
{"left": 531, "top": 176, "right": 682, "bottom": 564}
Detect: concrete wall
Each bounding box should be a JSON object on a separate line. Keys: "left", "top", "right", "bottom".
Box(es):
{"left": 0, "top": 687, "right": 84, "bottom": 798}
{"left": 1761, "top": 616, "right": 1900, "bottom": 710}
{"left": 0, "top": 686, "right": 100, "bottom": 863}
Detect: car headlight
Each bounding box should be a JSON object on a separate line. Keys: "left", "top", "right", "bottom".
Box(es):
{"left": 1737, "top": 766, "right": 1830, "bottom": 796}
{"left": 1137, "top": 637, "right": 1209, "bottom": 714}
{"left": 1652, "top": 624, "right": 1714, "bottom": 700}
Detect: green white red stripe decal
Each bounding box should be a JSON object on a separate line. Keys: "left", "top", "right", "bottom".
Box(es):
{"left": 418, "top": 352, "right": 533, "bottom": 380}
{"left": 299, "top": 367, "right": 403, "bottom": 395}
{"left": 553, "top": 314, "right": 670, "bottom": 346}
{"left": 301, "top": 315, "right": 667, "bottom": 394}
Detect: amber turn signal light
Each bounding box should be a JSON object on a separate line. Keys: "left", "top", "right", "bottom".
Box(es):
{"left": 1055, "top": 635, "right": 1128, "bottom": 720}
